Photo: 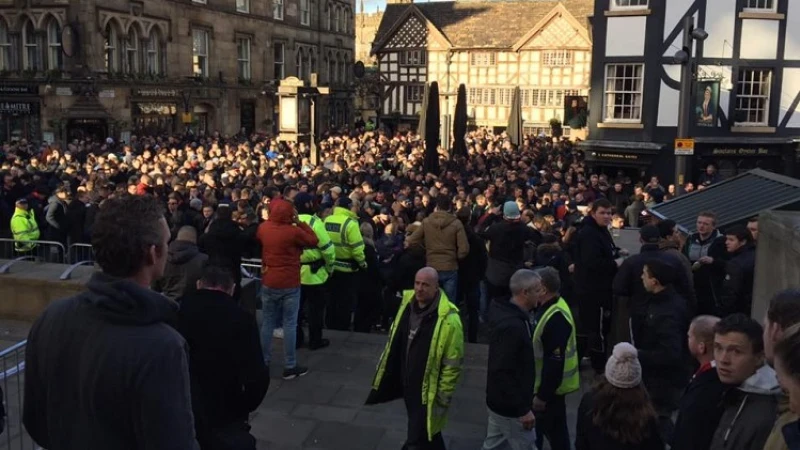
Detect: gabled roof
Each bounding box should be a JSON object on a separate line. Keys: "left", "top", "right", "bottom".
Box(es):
{"left": 373, "top": 0, "right": 593, "bottom": 50}
{"left": 648, "top": 169, "right": 800, "bottom": 234}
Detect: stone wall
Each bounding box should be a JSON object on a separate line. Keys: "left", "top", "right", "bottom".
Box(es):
{"left": 752, "top": 211, "right": 800, "bottom": 320}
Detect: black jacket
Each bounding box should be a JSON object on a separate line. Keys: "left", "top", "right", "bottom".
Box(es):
{"left": 683, "top": 231, "right": 728, "bottom": 314}
{"left": 175, "top": 289, "right": 269, "bottom": 443}
{"left": 575, "top": 390, "right": 664, "bottom": 450}
{"left": 478, "top": 214, "right": 542, "bottom": 265}
{"left": 23, "top": 272, "right": 199, "bottom": 450}
{"left": 199, "top": 219, "right": 245, "bottom": 280}
{"left": 573, "top": 216, "right": 618, "bottom": 296}
{"left": 719, "top": 244, "right": 756, "bottom": 316}
{"left": 153, "top": 240, "right": 209, "bottom": 301}
{"left": 486, "top": 299, "right": 535, "bottom": 418}
{"left": 65, "top": 199, "right": 88, "bottom": 244}
{"left": 631, "top": 286, "right": 689, "bottom": 394}
{"left": 672, "top": 366, "right": 727, "bottom": 450}
{"left": 458, "top": 226, "right": 488, "bottom": 285}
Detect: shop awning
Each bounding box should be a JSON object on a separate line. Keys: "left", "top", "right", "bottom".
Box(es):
{"left": 648, "top": 168, "right": 800, "bottom": 234}
{"left": 578, "top": 140, "right": 664, "bottom": 167}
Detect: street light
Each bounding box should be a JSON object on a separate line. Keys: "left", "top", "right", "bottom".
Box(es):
{"left": 674, "top": 16, "right": 708, "bottom": 193}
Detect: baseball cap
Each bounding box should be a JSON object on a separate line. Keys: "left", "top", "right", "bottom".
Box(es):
{"left": 503, "top": 201, "right": 521, "bottom": 220}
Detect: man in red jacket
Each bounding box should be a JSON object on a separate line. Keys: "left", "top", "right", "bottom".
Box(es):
{"left": 256, "top": 198, "right": 318, "bottom": 379}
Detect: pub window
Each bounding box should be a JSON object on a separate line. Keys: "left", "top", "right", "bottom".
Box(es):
{"left": 300, "top": 0, "right": 310, "bottom": 26}
{"left": 237, "top": 38, "right": 251, "bottom": 80}
{"left": 400, "top": 50, "right": 425, "bottom": 66}
{"left": 273, "top": 0, "right": 284, "bottom": 20}
{"left": 542, "top": 50, "right": 572, "bottom": 67}
{"left": 610, "top": 0, "right": 648, "bottom": 10}
{"left": 603, "top": 63, "right": 644, "bottom": 122}
{"left": 125, "top": 28, "right": 139, "bottom": 74}
{"left": 146, "top": 28, "right": 162, "bottom": 75}
{"left": 0, "top": 20, "right": 10, "bottom": 71}
{"left": 105, "top": 23, "right": 119, "bottom": 72}
{"left": 469, "top": 52, "right": 496, "bottom": 66}
{"left": 192, "top": 28, "right": 209, "bottom": 77}
{"left": 735, "top": 69, "right": 772, "bottom": 126}
{"left": 406, "top": 84, "right": 424, "bottom": 103}
{"left": 46, "top": 19, "right": 62, "bottom": 71}
{"left": 744, "top": 0, "right": 776, "bottom": 12}
{"left": 236, "top": 0, "right": 250, "bottom": 13}
{"left": 22, "top": 20, "right": 40, "bottom": 71}
{"left": 274, "top": 42, "right": 285, "bottom": 79}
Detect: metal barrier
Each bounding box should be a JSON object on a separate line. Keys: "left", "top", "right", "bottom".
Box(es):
{"left": 241, "top": 258, "right": 262, "bottom": 280}
{"left": 0, "top": 239, "right": 67, "bottom": 272}
{"left": 66, "top": 243, "right": 94, "bottom": 265}
{"left": 0, "top": 340, "right": 39, "bottom": 449}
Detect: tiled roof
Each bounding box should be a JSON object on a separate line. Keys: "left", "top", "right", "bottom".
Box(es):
{"left": 374, "top": 0, "right": 594, "bottom": 50}
{"left": 648, "top": 169, "right": 800, "bottom": 234}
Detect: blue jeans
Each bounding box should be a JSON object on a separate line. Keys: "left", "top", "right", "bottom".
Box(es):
{"left": 261, "top": 287, "right": 301, "bottom": 369}
{"left": 438, "top": 270, "right": 458, "bottom": 303}
{"left": 482, "top": 409, "right": 536, "bottom": 450}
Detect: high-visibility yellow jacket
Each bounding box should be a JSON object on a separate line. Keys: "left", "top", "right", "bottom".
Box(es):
{"left": 299, "top": 214, "right": 336, "bottom": 285}
{"left": 10, "top": 207, "right": 40, "bottom": 252}
{"left": 366, "top": 289, "right": 464, "bottom": 440}
{"left": 323, "top": 207, "right": 366, "bottom": 273}
{"left": 533, "top": 297, "right": 580, "bottom": 396}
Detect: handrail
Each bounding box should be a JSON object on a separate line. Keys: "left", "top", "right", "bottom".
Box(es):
{"left": 0, "top": 339, "right": 27, "bottom": 382}
{"left": 0, "top": 340, "right": 27, "bottom": 357}
{"left": 60, "top": 261, "right": 95, "bottom": 280}
{"left": 0, "top": 256, "right": 37, "bottom": 274}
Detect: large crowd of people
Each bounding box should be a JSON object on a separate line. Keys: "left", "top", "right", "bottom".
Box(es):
{"left": 2, "top": 127, "right": 798, "bottom": 450}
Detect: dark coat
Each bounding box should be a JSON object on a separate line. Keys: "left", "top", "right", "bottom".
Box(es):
{"left": 175, "top": 289, "right": 268, "bottom": 444}
{"left": 385, "top": 245, "right": 426, "bottom": 292}
{"left": 485, "top": 299, "right": 535, "bottom": 418}
{"left": 631, "top": 286, "right": 689, "bottom": 399}
{"left": 718, "top": 244, "right": 756, "bottom": 316}
{"left": 153, "top": 240, "right": 209, "bottom": 301}
{"left": 478, "top": 214, "right": 542, "bottom": 265}
{"left": 683, "top": 231, "right": 728, "bottom": 314}
{"left": 575, "top": 390, "right": 665, "bottom": 450}
{"left": 573, "top": 216, "right": 617, "bottom": 299}
{"left": 672, "top": 366, "right": 727, "bottom": 450}
{"left": 199, "top": 218, "right": 245, "bottom": 281}
{"left": 65, "top": 198, "right": 89, "bottom": 244}
{"left": 458, "top": 226, "right": 488, "bottom": 286}
{"left": 23, "top": 272, "right": 199, "bottom": 450}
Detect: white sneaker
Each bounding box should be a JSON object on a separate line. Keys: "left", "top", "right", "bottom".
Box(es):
{"left": 273, "top": 328, "right": 284, "bottom": 339}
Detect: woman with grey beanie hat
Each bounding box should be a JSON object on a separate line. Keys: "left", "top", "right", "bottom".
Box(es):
{"left": 574, "top": 343, "right": 665, "bottom": 450}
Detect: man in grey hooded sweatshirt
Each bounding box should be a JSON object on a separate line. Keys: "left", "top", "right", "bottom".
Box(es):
{"left": 710, "top": 314, "right": 780, "bottom": 450}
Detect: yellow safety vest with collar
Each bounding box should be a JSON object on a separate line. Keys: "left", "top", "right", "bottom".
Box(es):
{"left": 370, "top": 289, "right": 465, "bottom": 441}
{"left": 323, "top": 207, "right": 366, "bottom": 273}
{"left": 10, "top": 207, "right": 40, "bottom": 252}
{"left": 299, "top": 214, "right": 336, "bottom": 285}
{"left": 533, "top": 297, "right": 580, "bottom": 396}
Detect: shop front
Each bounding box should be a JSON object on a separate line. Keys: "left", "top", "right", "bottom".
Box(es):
{"left": 693, "top": 138, "right": 798, "bottom": 181}
{"left": 131, "top": 88, "right": 181, "bottom": 137}
{"left": 579, "top": 140, "right": 665, "bottom": 182}
{"left": 0, "top": 85, "right": 41, "bottom": 143}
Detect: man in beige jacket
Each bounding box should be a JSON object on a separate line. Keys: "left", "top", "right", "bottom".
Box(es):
{"left": 405, "top": 195, "right": 469, "bottom": 302}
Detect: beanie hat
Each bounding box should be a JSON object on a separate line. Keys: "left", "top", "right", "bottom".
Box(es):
{"left": 503, "top": 201, "right": 521, "bottom": 220}
{"left": 605, "top": 343, "right": 642, "bottom": 389}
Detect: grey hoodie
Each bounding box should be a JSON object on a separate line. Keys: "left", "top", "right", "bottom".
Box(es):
{"left": 710, "top": 365, "right": 781, "bottom": 450}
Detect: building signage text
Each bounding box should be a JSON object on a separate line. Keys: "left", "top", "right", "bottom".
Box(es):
{"left": 593, "top": 151, "right": 639, "bottom": 160}
{"left": 0, "top": 102, "right": 34, "bottom": 114}
{"left": 134, "top": 88, "right": 180, "bottom": 97}
{"left": 0, "top": 85, "right": 36, "bottom": 95}
{"left": 712, "top": 147, "right": 773, "bottom": 156}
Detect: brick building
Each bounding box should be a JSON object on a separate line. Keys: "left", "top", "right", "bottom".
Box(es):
{"left": 0, "top": 0, "right": 355, "bottom": 143}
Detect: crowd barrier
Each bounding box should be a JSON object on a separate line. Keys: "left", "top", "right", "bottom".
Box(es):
{"left": 0, "top": 239, "right": 66, "bottom": 274}
{"left": 0, "top": 340, "right": 39, "bottom": 449}
{"left": 240, "top": 258, "right": 262, "bottom": 279}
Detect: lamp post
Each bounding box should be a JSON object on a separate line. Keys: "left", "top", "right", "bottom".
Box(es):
{"left": 674, "top": 16, "right": 708, "bottom": 192}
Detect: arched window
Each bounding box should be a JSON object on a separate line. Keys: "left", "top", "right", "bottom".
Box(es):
{"left": 334, "top": 6, "right": 340, "bottom": 33}
{"left": 338, "top": 53, "right": 346, "bottom": 84}
{"left": 296, "top": 47, "right": 304, "bottom": 79}
{"left": 331, "top": 54, "right": 338, "bottom": 83}
{"left": 0, "top": 20, "right": 10, "bottom": 71}
{"left": 22, "top": 19, "right": 39, "bottom": 71}
{"left": 341, "top": 8, "right": 348, "bottom": 34}
{"left": 309, "top": 50, "right": 316, "bottom": 80}
{"left": 105, "top": 23, "right": 119, "bottom": 72}
{"left": 46, "top": 18, "right": 61, "bottom": 70}
{"left": 146, "top": 28, "right": 161, "bottom": 75}
{"left": 126, "top": 27, "right": 139, "bottom": 73}
{"left": 326, "top": 4, "right": 332, "bottom": 30}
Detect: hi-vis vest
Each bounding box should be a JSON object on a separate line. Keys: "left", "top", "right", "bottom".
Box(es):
{"left": 299, "top": 214, "right": 336, "bottom": 285}
{"left": 10, "top": 207, "right": 40, "bottom": 252}
{"left": 323, "top": 207, "right": 366, "bottom": 273}
{"left": 533, "top": 297, "right": 580, "bottom": 396}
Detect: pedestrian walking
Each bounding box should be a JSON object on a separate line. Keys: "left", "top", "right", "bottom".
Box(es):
{"left": 575, "top": 343, "right": 664, "bottom": 450}
{"left": 366, "top": 267, "right": 464, "bottom": 450}
{"left": 23, "top": 195, "right": 200, "bottom": 450}
{"left": 532, "top": 267, "right": 579, "bottom": 450}
{"left": 482, "top": 269, "right": 539, "bottom": 450}
{"left": 256, "top": 198, "right": 319, "bottom": 380}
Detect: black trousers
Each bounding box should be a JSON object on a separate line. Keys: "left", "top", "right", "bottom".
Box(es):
{"left": 300, "top": 283, "right": 328, "bottom": 347}
{"left": 326, "top": 271, "right": 358, "bottom": 331}
{"left": 458, "top": 279, "right": 480, "bottom": 343}
{"left": 577, "top": 292, "right": 611, "bottom": 373}
{"left": 535, "top": 395, "right": 570, "bottom": 450}
{"left": 403, "top": 389, "right": 446, "bottom": 450}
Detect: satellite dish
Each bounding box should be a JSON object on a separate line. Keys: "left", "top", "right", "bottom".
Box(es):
{"left": 354, "top": 61, "right": 366, "bottom": 79}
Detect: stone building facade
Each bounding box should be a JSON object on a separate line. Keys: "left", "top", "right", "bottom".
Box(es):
{"left": 355, "top": 8, "right": 381, "bottom": 66}
{"left": 0, "top": 0, "right": 355, "bottom": 144}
